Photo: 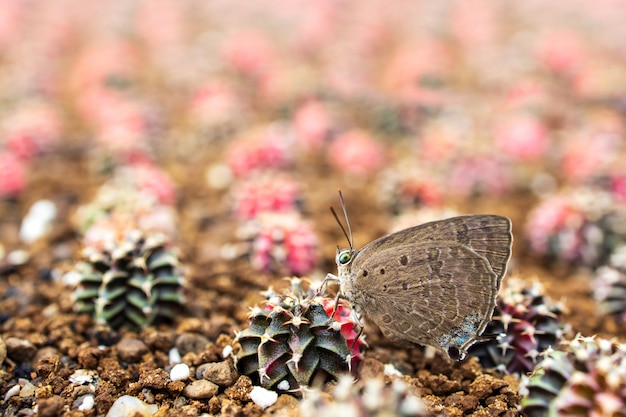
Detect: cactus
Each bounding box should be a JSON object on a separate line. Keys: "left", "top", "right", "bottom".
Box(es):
{"left": 300, "top": 375, "right": 427, "bottom": 417}
{"left": 224, "top": 212, "right": 319, "bottom": 276}
{"left": 525, "top": 188, "right": 626, "bottom": 268}
{"left": 522, "top": 334, "right": 626, "bottom": 417}
{"left": 593, "top": 245, "right": 626, "bottom": 325}
{"left": 235, "top": 278, "right": 364, "bottom": 392}
{"left": 468, "top": 277, "right": 570, "bottom": 375}
{"left": 73, "top": 231, "right": 184, "bottom": 330}
{"left": 230, "top": 173, "right": 303, "bottom": 220}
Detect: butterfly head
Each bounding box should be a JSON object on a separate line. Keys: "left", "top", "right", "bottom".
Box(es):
{"left": 335, "top": 247, "right": 358, "bottom": 278}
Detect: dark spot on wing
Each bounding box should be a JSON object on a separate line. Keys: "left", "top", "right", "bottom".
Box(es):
{"left": 379, "top": 268, "right": 385, "bottom": 275}
{"left": 400, "top": 255, "right": 408, "bottom": 265}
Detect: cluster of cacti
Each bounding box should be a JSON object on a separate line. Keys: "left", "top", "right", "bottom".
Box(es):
{"left": 525, "top": 188, "right": 626, "bottom": 268}
{"left": 235, "top": 277, "right": 364, "bottom": 393}
{"left": 468, "top": 277, "right": 570, "bottom": 375}
{"left": 300, "top": 375, "right": 427, "bottom": 417}
{"left": 73, "top": 231, "right": 184, "bottom": 330}
{"left": 593, "top": 245, "right": 626, "bottom": 325}
{"left": 522, "top": 334, "right": 626, "bottom": 417}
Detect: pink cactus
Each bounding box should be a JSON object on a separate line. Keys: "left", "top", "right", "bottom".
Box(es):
{"left": 231, "top": 173, "right": 301, "bottom": 220}
{"left": 0, "top": 151, "right": 27, "bottom": 197}
{"left": 493, "top": 115, "right": 550, "bottom": 161}
{"left": 293, "top": 100, "right": 333, "bottom": 150}
{"left": 327, "top": 130, "right": 386, "bottom": 176}
{"left": 226, "top": 128, "right": 293, "bottom": 178}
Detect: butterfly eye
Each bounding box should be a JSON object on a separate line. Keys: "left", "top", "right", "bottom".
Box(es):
{"left": 338, "top": 251, "right": 352, "bottom": 265}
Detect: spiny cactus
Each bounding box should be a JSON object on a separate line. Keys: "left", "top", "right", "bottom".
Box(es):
{"left": 73, "top": 231, "right": 184, "bottom": 330}
{"left": 468, "top": 277, "right": 570, "bottom": 375}
{"left": 593, "top": 245, "right": 626, "bottom": 325}
{"left": 300, "top": 375, "right": 428, "bottom": 417}
{"left": 235, "top": 278, "right": 364, "bottom": 393}
{"left": 522, "top": 334, "right": 626, "bottom": 417}
{"left": 224, "top": 212, "right": 319, "bottom": 276}
{"left": 525, "top": 188, "right": 626, "bottom": 268}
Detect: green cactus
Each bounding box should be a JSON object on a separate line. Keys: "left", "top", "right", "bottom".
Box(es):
{"left": 235, "top": 278, "right": 363, "bottom": 393}
{"left": 73, "top": 231, "right": 184, "bottom": 329}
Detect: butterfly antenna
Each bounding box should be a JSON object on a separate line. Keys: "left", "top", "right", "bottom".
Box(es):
{"left": 330, "top": 205, "right": 352, "bottom": 250}
{"left": 338, "top": 190, "right": 354, "bottom": 250}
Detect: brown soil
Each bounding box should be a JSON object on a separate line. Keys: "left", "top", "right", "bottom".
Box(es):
{"left": 0, "top": 146, "right": 623, "bottom": 417}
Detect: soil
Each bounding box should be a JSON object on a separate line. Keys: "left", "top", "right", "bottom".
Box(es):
{"left": 1, "top": 143, "right": 624, "bottom": 417}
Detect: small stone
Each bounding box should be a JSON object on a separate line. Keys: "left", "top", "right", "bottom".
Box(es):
{"left": 0, "top": 335, "right": 6, "bottom": 365}
{"left": 182, "top": 380, "right": 219, "bottom": 399}
{"left": 20, "top": 199, "right": 57, "bottom": 243}
{"left": 249, "top": 386, "right": 278, "bottom": 409}
{"left": 69, "top": 369, "right": 99, "bottom": 384}
{"left": 117, "top": 338, "right": 149, "bottom": 363}
{"left": 4, "top": 385, "right": 20, "bottom": 401}
{"left": 358, "top": 357, "right": 385, "bottom": 380}
{"left": 225, "top": 375, "right": 253, "bottom": 401}
{"left": 36, "top": 395, "right": 65, "bottom": 417}
{"left": 19, "top": 381, "right": 36, "bottom": 397}
{"left": 5, "top": 337, "right": 37, "bottom": 362}
{"left": 170, "top": 363, "right": 190, "bottom": 381}
{"left": 169, "top": 347, "right": 181, "bottom": 365}
{"left": 105, "top": 395, "right": 158, "bottom": 417}
{"left": 78, "top": 394, "right": 95, "bottom": 411}
{"left": 196, "top": 360, "right": 238, "bottom": 386}
{"left": 175, "top": 333, "right": 209, "bottom": 356}
{"left": 77, "top": 347, "right": 102, "bottom": 369}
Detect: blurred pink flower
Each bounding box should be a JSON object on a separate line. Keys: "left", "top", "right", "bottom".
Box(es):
{"left": 231, "top": 173, "right": 301, "bottom": 220}
{"left": 0, "top": 0, "right": 24, "bottom": 51}
{"left": 188, "top": 81, "right": 242, "bottom": 127}
{"left": 2, "top": 101, "right": 63, "bottom": 161}
{"left": 560, "top": 132, "right": 622, "bottom": 184}
{"left": 293, "top": 100, "right": 333, "bottom": 150}
{"left": 536, "top": 31, "right": 588, "bottom": 76}
{"left": 494, "top": 115, "right": 550, "bottom": 161}
{"left": 327, "top": 130, "right": 386, "bottom": 176}
{"left": 447, "top": 156, "right": 512, "bottom": 197}
{"left": 381, "top": 40, "right": 451, "bottom": 106}
{"left": 135, "top": 0, "right": 186, "bottom": 50}
{"left": 417, "top": 124, "right": 459, "bottom": 163}
{"left": 130, "top": 162, "right": 177, "bottom": 206}
{"left": 221, "top": 31, "right": 275, "bottom": 77}
{"left": 0, "top": 151, "right": 27, "bottom": 196}
{"left": 226, "top": 127, "right": 293, "bottom": 178}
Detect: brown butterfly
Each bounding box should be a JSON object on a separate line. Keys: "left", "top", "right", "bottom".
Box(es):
{"left": 326, "top": 192, "right": 513, "bottom": 360}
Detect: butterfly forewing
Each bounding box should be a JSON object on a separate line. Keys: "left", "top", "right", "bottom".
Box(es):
{"left": 357, "top": 215, "right": 512, "bottom": 285}
{"left": 350, "top": 241, "right": 499, "bottom": 355}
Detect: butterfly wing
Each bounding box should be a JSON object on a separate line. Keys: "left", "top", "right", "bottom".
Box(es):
{"left": 358, "top": 215, "right": 512, "bottom": 286}
{"left": 350, "top": 241, "right": 499, "bottom": 359}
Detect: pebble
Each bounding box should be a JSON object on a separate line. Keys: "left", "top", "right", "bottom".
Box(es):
{"left": 5, "top": 337, "right": 37, "bottom": 362}
{"left": 170, "top": 363, "right": 190, "bottom": 381}
{"left": 117, "top": 338, "right": 149, "bottom": 363}
{"left": 182, "top": 380, "right": 219, "bottom": 399}
{"left": 0, "top": 335, "right": 6, "bottom": 365}
{"left": 20, "top": 199, "right": 57, "bottom": 243}
{"left": 169, "top": 347, "right": 181, "bottom": 365}
{"left": 69, "top": 369, "right": 99, "bottom": 384}
{"left": 196, "top": 360, "right": 238, "bottom": 386}
{"left": 78, "top": 394, "right": 95, "bottom": 411}
{"left": 175, "top": 332, "right": 209, "bottom": 356}
{"left": 105, "top": 395, "right": 158, "bottom": 417}
{"left": 4, "top": 385, "right": 20, "bottom": 401}
{"left": 249, "top": 386, "right": 278, "bottom": 409}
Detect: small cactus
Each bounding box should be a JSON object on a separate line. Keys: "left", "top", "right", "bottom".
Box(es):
{"left": 468, "top": 277, "right": 570, "bottom": 375}
{"left": 224, "top": 212, "right": 319, "bottom": 276}
{"left": 230, "top": 173, "right": 303, "bottom": 220}
{"left": 235, "top": 278, "right": 364, "bottom": 393}
{"left": 300, "top": 375, "right": 427, "bottom": 417}
{"left": 525, "top": 188, "right": 626, "bottom": 268}
{"left": 593, "top": 245, "right": 626, "bottom": 325}
{"left": 522, "top": 334, "right": 626, "bottom": 417}
{"left": 73, "top": 231, "right": 184, "bottom": 330}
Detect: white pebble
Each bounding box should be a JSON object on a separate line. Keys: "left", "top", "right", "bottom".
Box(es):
{"left": 69, "top": 369, "right": 99, "bottom": 384}
{"left": 169, "top": 347, "right": 181, "bottom": 365}
{"left": 20, "top": 200, "right": 57, "bottom": 243}
{"left": 78, "top": 395, "right": 95, "bottom": 411}
{"left": 4, "top": 385, "right": 20, "bottom": 401}
{"left": 221, "top": 344, "right": 233, "bottom": 358}
{"left": 62, "top": 270, "right": 83, "bottom": 286}
{"left": 249, "top": 386, "right": 278, "bottom": 409}
{"left": 106, "top": 395, "right": 158, "bottom": 417}
{"left": 276, "top": 380, "right": 290, "bottom": 391}
{"left": 169, "top": 363, "right": 190, "bottom": 381}
{"left": 383, "top": 363, "right": 402, "bottom": 376}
